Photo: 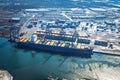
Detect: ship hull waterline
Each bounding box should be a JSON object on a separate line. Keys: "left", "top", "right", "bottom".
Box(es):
{"left": 15, "top": 42, "right": 93, "bottom": 58}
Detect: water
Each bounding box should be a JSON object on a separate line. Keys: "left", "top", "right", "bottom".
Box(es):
{"left": 0, "top": 37, "right": 120, "bottom": 80}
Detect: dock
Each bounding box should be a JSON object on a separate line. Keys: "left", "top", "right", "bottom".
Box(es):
{"left": 93, "top": 48, "right": 120, "bottom": 56}
{"left": 7, "top": 8, "right": 120, "bottom": 56}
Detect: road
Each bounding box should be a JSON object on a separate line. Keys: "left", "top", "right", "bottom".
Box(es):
{"left": 61, "top": 12, "right": 73, "bottom": 21}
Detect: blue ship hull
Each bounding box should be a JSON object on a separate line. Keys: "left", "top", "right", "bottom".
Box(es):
{"left": 16, "top": 42, "right": 93, "bottom": 58}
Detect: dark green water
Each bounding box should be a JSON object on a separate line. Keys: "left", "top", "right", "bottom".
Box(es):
{"left": 0, "top": 37, "right": 120, "bottom": 80}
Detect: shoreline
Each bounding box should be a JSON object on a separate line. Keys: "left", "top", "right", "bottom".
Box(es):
{"left": 1, "top": 36, "right": 119, "bottom": 57}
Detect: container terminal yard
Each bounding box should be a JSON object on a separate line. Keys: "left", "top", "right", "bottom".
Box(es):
{"left": 7, "top": 8, "right": 120, "bottom": 56}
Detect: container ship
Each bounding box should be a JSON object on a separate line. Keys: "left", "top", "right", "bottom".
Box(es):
{"left": 15, "top": 30, "right": 93, "bottom": 58}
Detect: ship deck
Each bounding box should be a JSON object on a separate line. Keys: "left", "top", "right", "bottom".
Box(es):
{"left": 18, "top": 37, "right": 91, "bottom": 50}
